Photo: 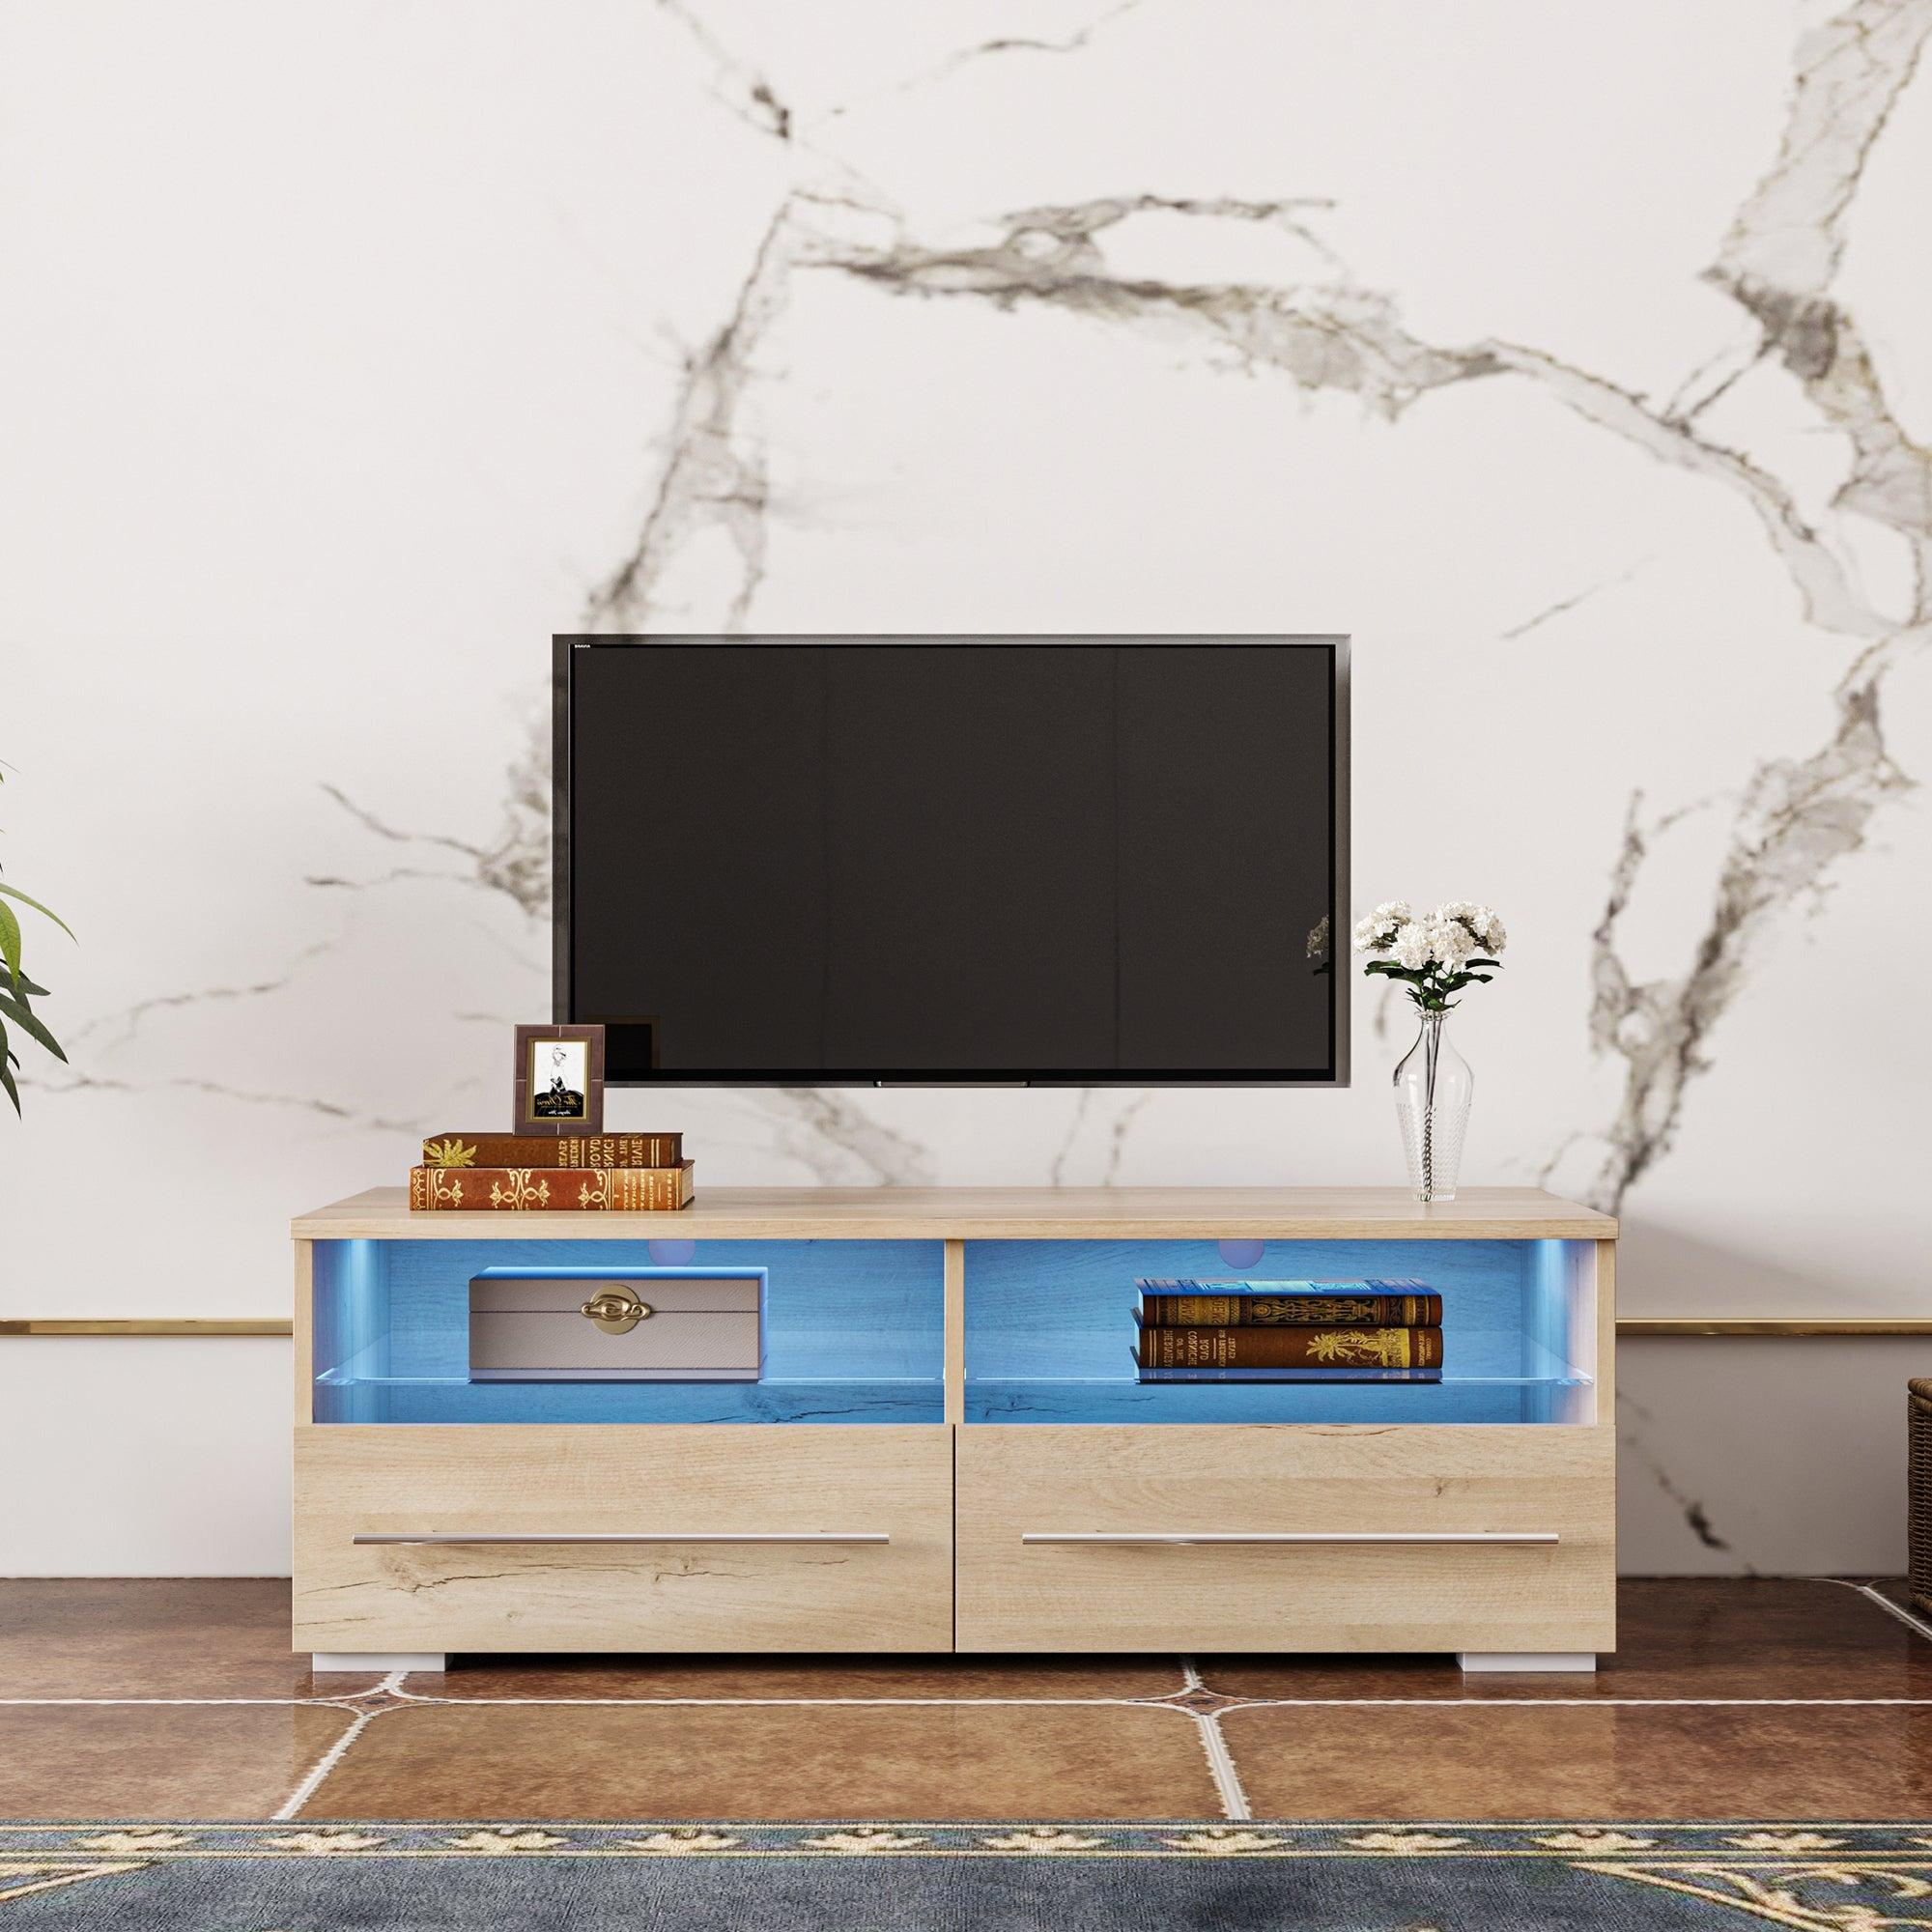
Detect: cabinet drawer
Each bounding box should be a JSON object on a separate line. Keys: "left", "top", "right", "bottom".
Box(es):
{"left": 295, "top": 1426, "right": 952, "bottom": 1653}
{"left": 955, "top": 1426, "right": 1614, "bottom": 1654}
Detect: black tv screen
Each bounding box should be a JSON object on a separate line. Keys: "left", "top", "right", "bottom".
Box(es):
{"left": 554, "top": 637, "right": 1349, "bottom": 1084}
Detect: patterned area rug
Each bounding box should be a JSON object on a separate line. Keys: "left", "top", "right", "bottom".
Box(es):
{"left": 4, "top": 1822, "right": 1931, "bottom": 1927}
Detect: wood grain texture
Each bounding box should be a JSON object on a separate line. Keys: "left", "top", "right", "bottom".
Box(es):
{"left": 293, "top": 1192, "right": 1619, "bottom": 1656}
{"left": 953, "top": 1425, "right": 1615, "bottom": 1654}
{"left": 294, "top": 1241, "right": 314, "bottom": 1425}
{"left": 294, "top": 1185, "right": 1617, "bottom": 1242}
{"left": 293, "top": 1426, "right": 952, "bottom": 1653}
{"left": 944, "top": 1239, "right": 964, "bottom": 1426}
{"left": 0, "top": 1319, "right": 291, "bottom": 1335}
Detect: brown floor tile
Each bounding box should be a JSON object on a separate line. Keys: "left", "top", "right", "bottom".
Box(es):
{"left": 1223, "top": 1701, "right": 1932, "bottom": 1820}
{"left": 1198, "top": 1577, "right": 1932, "bottom": 1701}
{"left": 0, "top": 1579, "right": 376, "bottom": 1699}
{"left": 0, "top": 1705, "right": 355, "bottom": 1820}
{"left": 302, "top": 1700, "right": 1219, "bottom": 1820}
{"left": 428, "top": 1653, "right": 1186, "bottom": 1702}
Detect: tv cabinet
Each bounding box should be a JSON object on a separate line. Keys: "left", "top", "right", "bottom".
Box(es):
{"left": 293, "top": 1187, "right": 1615, "bottom": 1671}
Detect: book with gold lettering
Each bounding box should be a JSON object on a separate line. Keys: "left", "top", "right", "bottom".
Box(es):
{"left": 1134, "top": 1358, "right": 1442, "bottom": 1383}
{"left": 422, "top": 1132, "right": 683, "bottom": 1170}
{"left": 410, "top": 1160, "right": 695, "bottom": 1212}
{"left": 1135, "top": 1324, "right": 1442, "bottom": 1373}
{"left": 1136, "top": 1279, "right": 1441, "bottom": 1327}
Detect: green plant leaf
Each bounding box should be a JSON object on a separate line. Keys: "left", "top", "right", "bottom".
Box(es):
{"left": 0, "top": 991, "right": 64, "bottom": 1062}
{"left": 0, "top": 966, "right": 48, "bottom": 1000}
{"left": 0, "top": 900, "right": 17, "bottom": 985}
{"left": 0, "top": 1055, "right": 17, "bottom": 1116}
{"left": 0, "top": 881, "right": 74, "bottom": 942}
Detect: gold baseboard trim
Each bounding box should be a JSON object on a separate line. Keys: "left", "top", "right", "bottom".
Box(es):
{"left": 0, "top": 1317, "right": 1923, "bottom": 1340}
{"left": 0, "top": 1319, "right": 294, "bottom": 1337}
{"left": 1618, "top": 1319, "right": 1932, "bottom": 1337}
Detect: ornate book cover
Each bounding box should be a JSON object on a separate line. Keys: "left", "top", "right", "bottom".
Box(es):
{"left": 1134, "top": 1324, "right": 1443, "bottom": 1371}
{"left": 1136, "top": 1280, "right": 1442, "bottom": 1327}
{"left": 1133, "top": 1359, "right": 1444, "bottom": 1382}
{"left": 422, "top": 1132, "right": 683, "bottom": 1170}
{"left": 409, "top": 1161, "right": 696, "bottom": 1212}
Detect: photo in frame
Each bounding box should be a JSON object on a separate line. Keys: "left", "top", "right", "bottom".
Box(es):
{"left": 513, "top": 1023, "right": 606, "bottom": 1135}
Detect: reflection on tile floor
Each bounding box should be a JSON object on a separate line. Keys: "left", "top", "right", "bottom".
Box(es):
{"left": 303, "top": 1701, "right": 1222, "bottom": 1821}
{"left": 0, "top": 1705, "right": 355, "bottom": 1820}
{"left": 0, "top": 1577, "right": 1927, "bottom": 1821}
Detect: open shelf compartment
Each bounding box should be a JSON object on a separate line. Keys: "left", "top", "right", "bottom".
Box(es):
{"left": 311, "top": 1237, "right": 946, "bottom": 1424}
{"left": 961, "top": 1236, "right": 1598, "bottom": 1425}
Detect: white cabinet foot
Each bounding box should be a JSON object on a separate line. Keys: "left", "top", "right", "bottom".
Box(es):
{"left": 310, "top": 1652, "right": 446, "bottom": 1674}
{"left": 1457, "top": 1651, "right": 1597, "bottom": 1673}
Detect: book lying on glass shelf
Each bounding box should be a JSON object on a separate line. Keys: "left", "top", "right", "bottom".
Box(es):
{"left": 1135, "top": 1323, "right": 1443, "bottom": 1377}
{"left": 1135, "top": 1278, "right": 1443, "bottom": 1327}
{"left": 1132, "top": 1358, "right": 1445, "bottom": 1384}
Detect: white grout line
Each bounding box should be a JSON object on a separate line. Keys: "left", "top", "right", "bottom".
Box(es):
{"left": 1190, "top": 1711, "right": 1251, "bottom": 1821}
{"left": 0, "top": 1696, "right": 378, "bottom": 1709}
{"left": 1177, "top": 1656, "right": 1252, "bottom": 1820}
{"left": 270, "top": 1670, "right": 407, "bottom": 1823}
{"left": 1197, "top": 1694, "right": 1932, "bottom": 1709}
{"left": 1847, "top": 1580, "right": 1932, "bottom": 1644}
{"left": 270, "top": 1709, "right": 382, "bottom": 1822}
{"left": 388, "top": 1693, "right": 1205, "bottom": 1708}
{"left": 15, "top": 1689, "right": 1932, "bottom": 1710}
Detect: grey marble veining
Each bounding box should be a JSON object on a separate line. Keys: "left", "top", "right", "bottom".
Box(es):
{"left": 311, "top": 712, "right": 554, "bottom": 920}
{"left": 557, "top": 0, "right": 1932, "bottom": 1217}
{"left": 1562, "top": 0, "right": 1932, "bottom": 1213}
{"left": 587, "top": 200, "right": 797, "bottom": 635}
{"left": 5, "top": 0, "right": 1929, "bottom": 1577}
{"left": 747, "top": 1088, "right": 937, "bottom": 1187}
{"left": 206, "top": 0, "right": 1932, "bottom": 1220}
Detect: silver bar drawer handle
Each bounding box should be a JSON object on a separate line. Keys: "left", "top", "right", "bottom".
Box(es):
{"left": 1020, "top": 1531, "right": 1558, "bottom": 1547}
{"left": 354, "top": 1532, "right": 890, "bottom": 1548}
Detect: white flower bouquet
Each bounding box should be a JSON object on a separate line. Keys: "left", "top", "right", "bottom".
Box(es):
{"left": 1351, "top": 900, "right": 1506, "bottom": 1014}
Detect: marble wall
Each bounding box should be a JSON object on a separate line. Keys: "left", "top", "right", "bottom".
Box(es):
{"left": 3, "top": 0, "right": 1928, "bottom": 1574}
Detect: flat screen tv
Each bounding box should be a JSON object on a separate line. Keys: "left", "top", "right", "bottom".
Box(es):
{"left": 554, "top": 636, "right": 1349, "bottom": 1085}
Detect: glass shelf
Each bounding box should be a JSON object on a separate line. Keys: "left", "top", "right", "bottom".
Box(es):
{"left": 964, "top": 1370, "right": 1592, "bottom": 1427}
{"left": 312, "top": 1373, "right": 942, "bottom": 1427}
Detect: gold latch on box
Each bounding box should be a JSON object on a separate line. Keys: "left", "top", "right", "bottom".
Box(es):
{"left": 579, "top": 1286, "right": 653, "bottom": 1335}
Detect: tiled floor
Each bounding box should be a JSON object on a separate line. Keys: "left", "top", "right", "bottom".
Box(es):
{"left": 3, "top": 1577, "right": 1930, "bottom": 1821}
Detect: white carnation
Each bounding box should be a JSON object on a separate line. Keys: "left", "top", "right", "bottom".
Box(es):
{"left": 1480, "top": 914, "right": 1507, "bottom": 953}
{"left": 1389, "top": 922, "right": 1432, "bottom": 971}
{"left": 1351, "top": 913, "right": 1395, "bottom": 952}
{"left": 1372, "top": 899, "right": 1412, "bottom": 924}
{"left": 1436, "top": 899, "right": 1480, "bottom": 924}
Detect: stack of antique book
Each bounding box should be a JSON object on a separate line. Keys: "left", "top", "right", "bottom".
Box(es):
{"left": 1133, "top": 1278, "right": 1443, "bottom": 1381}
{"left": 407, "top": 1131, "right": 695, "bottom": 1212}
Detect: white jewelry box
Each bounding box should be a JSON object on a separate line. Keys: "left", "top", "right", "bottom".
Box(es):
{"left": 468, "top": 1266, "right": 765, "bottom": 1382}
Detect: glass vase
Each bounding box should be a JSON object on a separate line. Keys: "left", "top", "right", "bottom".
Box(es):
{"left": 1392, "top": 1009, "right": 1472, "bottom": 1203}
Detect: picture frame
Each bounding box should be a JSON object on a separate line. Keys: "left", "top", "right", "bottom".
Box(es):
{"left": 512, "top": 1022, "right": 606, "bottom": 1135}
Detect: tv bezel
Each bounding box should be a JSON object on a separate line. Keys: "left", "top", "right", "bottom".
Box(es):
{"left": 553, "top": 635, "right": 1350, "bottom": 1088}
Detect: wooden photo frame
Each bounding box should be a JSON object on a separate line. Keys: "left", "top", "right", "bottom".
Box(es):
{"left": 512, "top": 1022, "right": 606, "bottom": 1135}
